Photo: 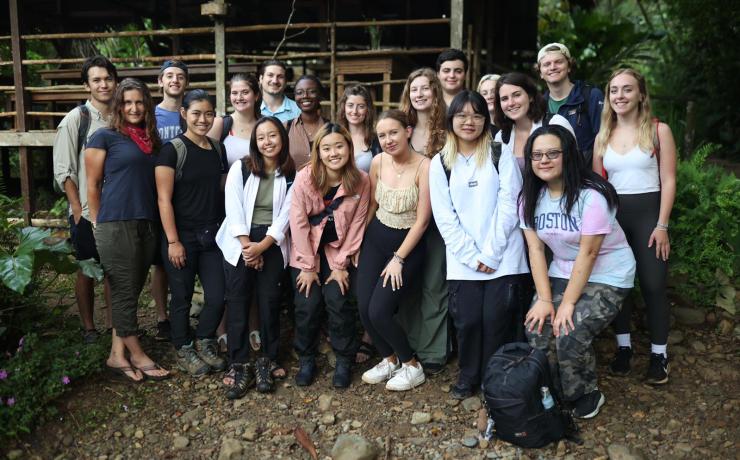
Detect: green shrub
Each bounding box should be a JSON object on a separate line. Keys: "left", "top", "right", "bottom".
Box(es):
{"left": 0, "top": 329, "right": 109, "bottom": 438}
{"left": 670, "top": 144, "right": 739, "bottom": 312}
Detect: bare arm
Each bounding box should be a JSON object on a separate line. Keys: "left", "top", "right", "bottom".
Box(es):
{"left": 650, "top": 122, "right": 677, "bottom": 261}
{"left": 63, "top": 179, "right": 83, "bottom": 224}
{"left": 523, "top": 229, "right": 555, "bottom": 334}
{"left": 207, "top": 115, "right": 224, "bottom": 141}
{"left": 365, "top": 154, "right": 380, "bottom": 227}
{"left": 396, "top": 157, "right": 431, "bottom": 258}
{"left": 84, "top": 147, "right": 106, "bottom": 224}
{"left": 155, "top": 166, "right": 187, "bottom": 269}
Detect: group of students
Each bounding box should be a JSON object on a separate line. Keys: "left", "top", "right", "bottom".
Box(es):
{"left": 53, "top": 42, "right": 676, "bottom": 420}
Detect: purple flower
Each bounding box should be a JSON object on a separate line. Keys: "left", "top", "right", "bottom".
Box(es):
{"left": 0, "top": 369, "right": 7, "bottom": 380}
{"left": 18, "top": 336, "right": 24, "bottom": 348}
{"left": 7, "top": 397, "right": 15, "bottom": 407}
{"left": 61, "top": 376, "right": 70, "bottom": 385}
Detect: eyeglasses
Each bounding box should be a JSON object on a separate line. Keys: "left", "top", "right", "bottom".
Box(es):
{"left": 453, "top": 113, "right": 486, "bottom": 124}
{"left": 530, "top": 149, "right": 562, "bottom": 161}
{"left": 294, "top": 89, "right": 319, "bottom": 97}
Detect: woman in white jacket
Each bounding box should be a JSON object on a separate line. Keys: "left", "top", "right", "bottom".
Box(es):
{"left": 216, "top": 116, "right": 296, "bottom": 399}
{"left": 429, "top": 91, "right": 530, "bottom": 400}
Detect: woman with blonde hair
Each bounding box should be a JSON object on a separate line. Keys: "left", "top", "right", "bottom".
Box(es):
{"left": 289, "top": 123, "right": 370, "bottom": 388}
{"left": 593, "top": 68, "right": 676, "bottom": 385}
{"left": 476, "top": 73, "right": 501, "bottom": 137}
{"left": 337, "top": 84, "right": 381, "bottom": 173}
{"left": 397, "top": 68, "right": 449, "bottom": 373}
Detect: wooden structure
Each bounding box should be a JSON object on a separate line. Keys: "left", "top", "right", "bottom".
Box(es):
{"left": 0, "top": 0, "right": 539, "bottom": 224}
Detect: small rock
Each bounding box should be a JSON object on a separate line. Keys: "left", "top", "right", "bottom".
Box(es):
{"left": 666, "top": 419, "right": 681, "bottom": 432}
{"left": 667, "top": 330, "right": 684, "bottom": 345}
{"left": 607, "top": 443, "right": 640, "bottom": 460}
{"left": 218, "top": 437, "right": 243, "bottom": 460}
{"left": 446, "top": 399, "right": 460, "bottom": 407}
{"left": 331, "top": 434, "right": 378, "bottom": 460}
{"left": 479, "top": 438, "right": 489, "bottom": 449}
{"left": 62, "top": 434, "right": 74, "bottom": 446}
{"left": 462, "top": 436, "right": 478, "bottom": 448}
{"left": 461, "top": 397, "right": 481, "bottom": 412}
{"left": 691, "top": 341, "right": 707, "bottom": 352}
{"left": 134, "top": 429, "right": 144, "bottom": 439}
{"left": 318, "top": 394, "right": 333, "bottom": 412}
{"left": 440, "top": 384, "right": 451, "bottom": 393}
{"left": 717, "top": 319, "right": 733, "bottom": 335}
{"left": 173, "top": 436, "right": 189, "bottom": 449}
{"left": 180, "top": 408, "right": 204, "bottom": 424}
{"left": 556, "top": 440, "right": 566, "bottom": 456}
{"left": 432, "top": 410, "right": 446, "bottom": 422}
{"left": 242, "top": 425, "right": 259, "bottom": 442}
{"left": 321, "top": 413, "right": 336, "bottom": 425}
{"left": 7, "top": 450, "right": 23, "bottom": 460}
{"left": 351, "top": 420, "right": 363, "bottom": 429}
{"left": 673, "top": 307, "right": 705, "bottom": 325}
{"left": 411, "top": 411, "right": 432, "bottom": 425}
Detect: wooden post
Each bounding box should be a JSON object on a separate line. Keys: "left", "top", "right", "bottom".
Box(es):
{"left": 330, "top": 23, "right": 337, "bottom": 121}
{"left": 170, "top": 0, "right": 181, "bottom": 55}
{"left": 202, "top": 1, "right": 228, "bottom": 115}
{"left": 466, "top": 24, "right": 473, "bottom": 89}
{"left": 450, "top": 0, "right": 464, "bottom": 49}
{"left": 9, "top": 0, "right": 32, "bottom": 225}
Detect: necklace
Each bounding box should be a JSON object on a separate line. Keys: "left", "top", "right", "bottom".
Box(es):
{"left": 460, "top": 152, "right": 475, "bottom": 166}
{"left": 390, "top": 158, "right": 408, "bottom": 178}
{"left": 300, "top": 117, "right": 321, "bottom": 140}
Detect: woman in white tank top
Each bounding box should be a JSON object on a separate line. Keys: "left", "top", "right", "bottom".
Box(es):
{"left": 593, "top": 68, "right": 677, "bottom": 385}
{"left": 208, "top": 74, "right": 260, "bottom": 166}
{"left": 336, "top": 85, "right": 381, "bottom": 173}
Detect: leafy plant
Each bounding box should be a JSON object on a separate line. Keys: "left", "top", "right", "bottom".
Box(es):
{"left": 670, "top": 144, "right": 739, "bottom": 312}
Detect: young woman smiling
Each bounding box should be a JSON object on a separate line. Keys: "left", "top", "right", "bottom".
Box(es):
{"left": 209, "top": 73, "right": 262, "bottom": 166}
{"left": 476, "top": 73, "right": 501, "bottom": 137}
{"left": 429, "top": 91, "right": 529, "bottom": 399}
{"left": 593, "top": 68, "right": 677, "bottom": 385}
{"left": 85, "top": 78, "right": 169, "bottom": 382}
{"left": 397, "top": 68, "right": 449, "bottom": 373}
{"left": 358, "top": 110, "right": 431, "bottom": 392}
{"left": 289, "top": 123, "right": 370, "bottom": 388}
{"left": 519, "top": 124, "right": 635, "bottom": 419}
{"left": 337, "top": 84, "right": 381, "bottom": 173}
{"left": 217, "top": 116, "right": 296, "bottom": 398}
{"left": 493, "top": 72, "right": 574, "bottom": 175}
{"left": 287, "top": 75, "right": 328, "bottom": 169}
{"left": 156, "top": 90, "right": 228, "bottom": 378}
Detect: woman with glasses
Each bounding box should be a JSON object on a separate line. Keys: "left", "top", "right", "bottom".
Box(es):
{"left": 493, "top": 72, "right": 574, "bottom": 174}
{"left": 287, "top": 75, "right": 328, "bottom": 170}
{"left": 520, "top": 124, "right": 635, "bottom": 419}
{"left": 429, "top": 91, "right": 529, "bottom": 399}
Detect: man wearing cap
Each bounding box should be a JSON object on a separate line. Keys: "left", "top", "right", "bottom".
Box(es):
{"left": 537, "top": 43, "right": 604, "bottom": 165}
{"left": 259, "top": 59, "right": 301, "bottom": 122}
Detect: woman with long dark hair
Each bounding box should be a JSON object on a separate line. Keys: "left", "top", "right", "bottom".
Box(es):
{"left": 358, "top": 110, "right": 431, "bottom": 392}
{"left": 289, "top": 123, "right": 370, "bottom": 388}
{"left": 155, "top": 89, "right": 228, "bottom": 378}
{"left": 429, "top": 91, "right": 529, "bottom": 399}
{"left": 593, "top": 68, "right": 677, "bottom": 384}
{"left": 217, "top": 116, "right": 296, "bottom": 398}
{"left": 86, "top": 78, "right": 169, "bottom": 382}
{"left": 337, "top": 84, "right": 381, "bottom": 173}
{"left": 520, "top": 125, "right": 635, "bottom": 419}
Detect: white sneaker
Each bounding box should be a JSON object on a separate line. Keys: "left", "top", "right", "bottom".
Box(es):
{"left": 362, "top": 358, "right": 400, "bottom": 384}
{"left": 385, "top": 362, "right": 425, "bottom": 391}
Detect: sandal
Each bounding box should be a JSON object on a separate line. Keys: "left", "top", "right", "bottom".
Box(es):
{"left": 255, "top": 357, "right": 274, "bottom": 393}
{"left": 106, "top": 364, "right": 144, "bottom": 383}
{"left": 222, "top": 364, "right": 237, "bottom": 387}
{"left": 269, "top": 360, "right": 286, "bottom": 380}
{"left": 136, "top": 362, "right": 171, "bottom": 381}
{"left": 249, "top": 330, "right": 261, "bottom": 351}
{"left": 218, "top": 334, "right": 228, "bottom": 353}
{"left": 225, "top": 363, "right": 255, "bottom": 400}
{"left": 355, "top": 340, "right": 376, "bottom": 364}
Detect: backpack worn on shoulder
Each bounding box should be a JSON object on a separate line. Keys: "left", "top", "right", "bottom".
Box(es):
{"left": 483, "top": 342, "right": 579, "bottom": 448}
{"left": 239, "top": 158, "right": 296, "bottom": 189}
{"left": 170, "top": 136, "right": 225, "bottom": 182}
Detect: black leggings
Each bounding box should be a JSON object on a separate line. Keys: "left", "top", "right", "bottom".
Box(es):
{"left": 357, "top": 218, "right": 424, "bottom": 363}
{"left": 613, "top": 192, "right": 669, "bottom": 345}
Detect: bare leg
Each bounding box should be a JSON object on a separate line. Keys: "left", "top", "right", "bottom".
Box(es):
{"left": 151, "top": 265, "right": 169, "bottom": 322}
{"left": 106, "top": 332, "right": 143, "bottom": 381}
{"left": 76, "top": 271, "right": 96, "bottom": 331}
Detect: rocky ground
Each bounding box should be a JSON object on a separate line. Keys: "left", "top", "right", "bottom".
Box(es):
{"left": 3, "top": 296, "right": 739, "bottom": 460}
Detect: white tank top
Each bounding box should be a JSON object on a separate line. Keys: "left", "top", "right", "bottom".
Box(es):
{"left": 223, "top": 134, "right": 251, "bottom": 166}
{"left": 603, "top": 144, "right": 660, "bottom": 194}
{"left": 355, "top": 148, "right": 372, "bottom": 173}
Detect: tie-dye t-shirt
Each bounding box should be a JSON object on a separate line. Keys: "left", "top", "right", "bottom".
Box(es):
{"left": 519, "top": 187, "right": 636, "bottom": 289}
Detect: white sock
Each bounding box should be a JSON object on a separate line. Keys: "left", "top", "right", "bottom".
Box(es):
{"left": 651, "top": 343, "right": 667, "bottom": 358}
{"left": 616, "top": 333, "right": 631, "bottom": 348}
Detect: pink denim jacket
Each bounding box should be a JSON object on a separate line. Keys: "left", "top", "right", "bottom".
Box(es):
{"left": 289, "top": 168, "right": 370, "bottom": 271}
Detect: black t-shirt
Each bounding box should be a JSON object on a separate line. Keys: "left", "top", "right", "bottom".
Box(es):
{"left": 319, "top": 184, "right": 340, "bottom": 246}
{"left": 156, "top": 135, "right": 227, "bottom": 230}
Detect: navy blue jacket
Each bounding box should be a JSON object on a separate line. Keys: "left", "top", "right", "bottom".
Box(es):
{"left": 545, "top": 80, "right": 604, "bottom": 165}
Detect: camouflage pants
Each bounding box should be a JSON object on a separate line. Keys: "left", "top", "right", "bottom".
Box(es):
{"left": 526, "top": 278, "right": 630, "bottom": 402}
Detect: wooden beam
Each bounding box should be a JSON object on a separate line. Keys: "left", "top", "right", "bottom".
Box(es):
{"left": 9, "top": 0, "right": 33, "bottom": 225}
{"left": 450, "top": 0, "right": 464, "bottom": 49}
{"left": 0, "top": 131, "right": 56, "bottom": 147}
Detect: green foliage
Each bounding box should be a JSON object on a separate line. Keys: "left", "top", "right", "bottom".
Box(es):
{"left": 93, "top": 20, "right": 153, "bottom": 67}
{"left": 670, "top": 144, "right": 739, "bottom": 311}
{"left": 0, "top": 329, "right": 109, "bottom": 439}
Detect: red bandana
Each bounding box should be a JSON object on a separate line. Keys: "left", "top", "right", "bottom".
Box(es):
{"left": 124, "top": 124, "right": 153, "bottom": 154}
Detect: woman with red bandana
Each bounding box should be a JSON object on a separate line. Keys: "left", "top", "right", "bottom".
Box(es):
{"left": 86, "top": 78, "right": 170, "bottom": 383}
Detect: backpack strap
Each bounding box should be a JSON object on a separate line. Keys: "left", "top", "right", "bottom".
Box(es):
{"left": 241, "top": 157, "right": 252, "bottom": 187}
{"left": 308, "top": 195, "right": 345, "bottom": 226}
{"left": 541, "top": 112, "right": 555, "bottom": 127}
{"left": 501, "top": 128, "right": 512, "bottom": 145}
{"left": 220, "top": 114, "right": 233, "bottom": 143}
{"left": 577, "top": 83, "right": 593, "bottom": 127}
{"left": 77, "top": 104, "right": 91, "bottom": 154}
{"left": 171, "top": 137, "right": 188, "bottom": 182}
{"left": 442, "top": 143, "right": 501, "bottom": 186}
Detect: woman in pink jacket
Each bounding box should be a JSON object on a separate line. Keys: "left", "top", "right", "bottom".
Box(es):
{"left": 289, "top": 122, "right": 371, "bottom": 388}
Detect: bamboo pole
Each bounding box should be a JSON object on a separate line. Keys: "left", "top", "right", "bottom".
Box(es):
{"left": 0, "top": 54, "right": 217, "bottom": 67}
{"left": 211, "top": 0, "right": 227, "bottom": 115}
{"left": 0, "top": 111, "right": 68, "bottom": 117}
{"left": 330, "top": 23, "right": 337, "bottom": 121}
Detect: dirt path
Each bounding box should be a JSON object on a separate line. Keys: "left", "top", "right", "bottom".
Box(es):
{"left": 4, "top": 306, "right": 739, "bottom": 460}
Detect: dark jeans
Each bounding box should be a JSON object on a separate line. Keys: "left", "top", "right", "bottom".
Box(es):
{"left": 95, "top": 220, "right": 156, "bottom": 337}
{"left": 292, "top": 251, "right": 357, "bottom": 361}
{"left": 161, "top": 225, "right": 225, "bottom": 349}
{"left": 223, "top": 225, "right": 284, "bottom": 364}
{"left": 357, "top": 218, "right": 424, "bottom": 363}
{"left": 448, "top": 273, "right": 532, "bottom": 388}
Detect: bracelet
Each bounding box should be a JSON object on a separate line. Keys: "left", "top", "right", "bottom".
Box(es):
{"left": 168, "top": 240, "right": 179, "bottom": 245}
{"left": 656, "top": 222, "right": 669, "bottom": 230}
{"left": 654, "top": 227, "right": 668, "bottom": 232}
{"left": 538, "top": 298, "right": 553, "bottom": 303}
{"left": 392, "top": 252, "right": 405, "bottom": 265}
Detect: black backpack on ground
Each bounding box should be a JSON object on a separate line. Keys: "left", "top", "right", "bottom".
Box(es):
{"left": 483, "top": 342, "right": 579, "bottom": 448}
